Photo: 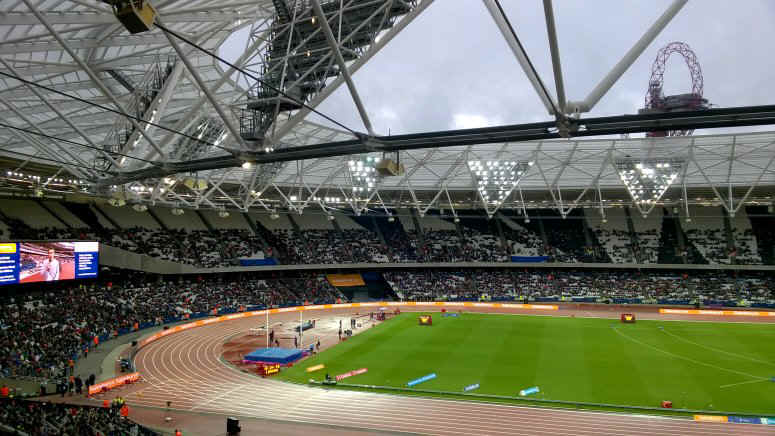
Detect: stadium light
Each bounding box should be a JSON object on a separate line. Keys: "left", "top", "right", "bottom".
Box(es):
{"left": 171, "top": 208, "right": 184, "bottom": 216}
{"left": 347, "top": 155, "right": 381, "bottom": 200}
{"left": 468, "top": 160, "right": 530, "bottom": 206}
{"left": 132, "top": 203, "right": 148, "bottom": 212}
{"left": 616, "top": 159, "right": 683, "bottom": 214}
{"left": 218, "top": 210, "right": 230, "bottom": 218}
{"left": 108, "top": 197, "right": 126, "bottom": 207}
{"left": 183, "top": 177, "right": 207, "bottom": 191}
{"left": 387, "top": 216, "right": 395, "bottom": 222}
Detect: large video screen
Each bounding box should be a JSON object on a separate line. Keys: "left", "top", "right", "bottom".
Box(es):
{"left": 0, "top": 241, "right": 98, "bottom": 285}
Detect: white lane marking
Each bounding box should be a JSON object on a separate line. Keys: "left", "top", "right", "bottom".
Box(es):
{"left": 719, "top": 379, "right": 771, "bottom": 389}
{"left": 660, "top": 327, "right": 775, "bottom": 367}
{"left": 612, "top": 327, "right": 767, "bottom": 381}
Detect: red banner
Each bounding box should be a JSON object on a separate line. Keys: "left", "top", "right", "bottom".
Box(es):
{"left": 88, "top": 372, "right": 140, "bottom": 396}
{"left": 335, "top": 368, "right": 368, "bottom": 381}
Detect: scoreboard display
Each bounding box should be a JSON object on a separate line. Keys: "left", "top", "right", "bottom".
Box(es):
{"left": 258, "top": 363, "right": 281, "bottom": 377}
{"left": 0, "top": 241, "right": 98, "bottom": 285}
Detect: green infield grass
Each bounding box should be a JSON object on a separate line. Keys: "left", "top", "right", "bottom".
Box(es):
{"left": 278, "top": 312, "right": 775, "bottom": 415}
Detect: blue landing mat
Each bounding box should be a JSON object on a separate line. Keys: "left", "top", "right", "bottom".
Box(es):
{"left": 243, "top": 347, "right": 303, "bottom": 364}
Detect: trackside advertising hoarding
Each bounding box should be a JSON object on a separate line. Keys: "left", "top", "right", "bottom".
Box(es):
{"left": 0, "top": 241, "right": 98, "bottom": 285}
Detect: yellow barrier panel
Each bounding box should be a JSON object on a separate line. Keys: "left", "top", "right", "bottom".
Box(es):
{"left": 693, "top": 415, "right": 728, "bottom": 423}
{"left": 660, "top": 308, "right": 775, "bottom": 317}
{"left": 326, "top": 273, "right": 365, "bottom": 287}
{"left": 306, "top": 364, "right": 325, "bottom": 373}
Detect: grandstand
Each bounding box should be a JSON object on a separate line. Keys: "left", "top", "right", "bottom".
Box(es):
{"left": 1, "top": 0, "right": 775, "bottom": 434}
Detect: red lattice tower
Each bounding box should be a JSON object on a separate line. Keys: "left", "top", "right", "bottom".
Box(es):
{"left": 643, "top": 42, "right": 707, "bottom": 137}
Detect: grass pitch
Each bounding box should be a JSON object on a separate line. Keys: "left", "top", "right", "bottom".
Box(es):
{"left": 278, "top": 312, "right": 775, "bottom": 415}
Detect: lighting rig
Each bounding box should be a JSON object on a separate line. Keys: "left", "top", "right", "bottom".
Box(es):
{"left": 347, "top": 155, "right": 381, "bottom": 200}
{"left": 468, "top": 160, "right": 532, "bottom": 213}
{"left": 616, "top": 158, "right": 683, "bottom": 216}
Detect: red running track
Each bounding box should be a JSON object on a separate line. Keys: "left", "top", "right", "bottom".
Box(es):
{"left": 124, "top": 306, "right": 773, "bottom": 435}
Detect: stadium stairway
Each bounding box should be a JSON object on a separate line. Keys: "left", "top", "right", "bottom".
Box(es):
{"left": 62, "top": 202, "right": 105, "bottom": 232}
{"left": 33, "top": 199, "right": 70, "bottom": 229}
{"left": 746, "top": 205, "right": 775, "bottom": 264}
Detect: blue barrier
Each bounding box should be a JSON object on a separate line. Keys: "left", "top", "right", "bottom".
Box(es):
{"left": 519, "top": 386, "right": 540, "bottom": 396}
{"left": 766, "top": 418, "right": 775, "bottom": 425}
{"left": 510, "top": 256, "right": 549, "bottom": 263}
{"left": 728, "top": 416, "right": 762, "bottom": 424}
{"left": 408, "top": 373, "right": 436, "bottom": 387}
{"left": 442, "top": 313, "right": 459, "bottom": 318}
{"left": 463, "top": 383, "right": 480, "bottom": 392}
{"left": 238, "top": 258, "right": 278, "bottom": 266}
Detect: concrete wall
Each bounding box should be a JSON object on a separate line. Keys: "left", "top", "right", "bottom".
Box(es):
{"left": 2, "top": 199, "right": 63, "bottom": 228}
{"left": 332, "top": 212, "right": 364, "bottom": 230}
{"left": 90, "top": 204, "right": 117, "bottom": 229}
{"left": 99, "top": 244, "right": 197, "bottom": 274}
{"left": 98, "top": 204, "right": 160, "bottom": 229}
{"left": 295, "top": 212, "right": 334, "bottom": 230}
{"left": 151, "top": 206, "right": 206, "bottom": 230}
{"left": 254, "top": 212, "right": 293, "bottom": 230}
{"left": 419, "top": 215, "right": 456, "bottom": 231}
{"left": 198, "top": 210, "right": 251, "bottom": 230}
{"left": 42, "top": 201, "right": 87, "bottom": 228}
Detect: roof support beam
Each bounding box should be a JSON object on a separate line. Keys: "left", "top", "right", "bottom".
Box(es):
{"left": 482, "top": 0, "right": 557, "bottom": 115}
{"left": 159, "top": 18, "right": 249, "bottom": 153}
{"left": 0, "top": 57, "right": 120, "bottom": 170}
{"left": 266, "top": 0, "right": 434, "bottom": 144}
{"left": 97, "top": 104, "right": 775, "bottom": 186}
{"left": 311, "top": 0, "right": 374, "bottom": 136}
{"left": 0, "top": 95, "right": 94, "bottom": 174}
{"left": 0, "top": 114, "right": 88, "bottom": 179}
{"left": 565, "top": 0, "right": 688, "bottom": 114}
{"left": 542, "top": 0, "right": 566, "bottom": 113}
{"left": 21, "top": 0, "right": 168, "bottom": 160}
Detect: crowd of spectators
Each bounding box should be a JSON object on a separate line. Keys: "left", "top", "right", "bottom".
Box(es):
{"left": 0, "top": 398, "right": 158, "bottom": 436}
{"left": 730, "top": 227, "right": 760, "bottom": 264}
{"left": 4, "top": 209, "right": 775, "bottom": 266}
{"left": 593, "top": 229, "right": 636, "bottom": 263}
{"left": 0, "top": 273, "right": 343, "bottom": 380}
{"left": 387, "top": 269, "right": 775, "bottom": 305}
{"left": 684, "top": 228, "right": 731, "bottom": 264}
{"left": 502, "top": 226, "right": 543, "bottom": 257}
{"left": 411, "top": 230, "right": 509, "bottom": 262}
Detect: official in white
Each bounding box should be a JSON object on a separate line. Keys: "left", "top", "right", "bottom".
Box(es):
{"left": 42, "top": 248, "right": 60, "bottom": 281}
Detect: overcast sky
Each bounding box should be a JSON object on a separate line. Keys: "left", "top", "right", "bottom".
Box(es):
{"left": 221, "top": 0, "right": 775, "bottom": 137}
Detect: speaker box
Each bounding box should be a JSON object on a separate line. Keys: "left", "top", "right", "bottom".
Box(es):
{"left": 227, "top": 417, "right": 240, "bottom": 434}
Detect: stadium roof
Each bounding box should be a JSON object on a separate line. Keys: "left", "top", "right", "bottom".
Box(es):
{"left": 0, "top": 0, "right": 774, "bottom": 217}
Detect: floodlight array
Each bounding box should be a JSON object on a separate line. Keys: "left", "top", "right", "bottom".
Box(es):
{"left": 311, "top": 196, "right": 343, "bottom": 204}
{"left": 468, "top": 160, "right": 532, "bottom": 204}
{"left": 616, "top": 159, "right": 682, "bottom": 205}
{"left": 347, "top": 155, "right": 381, "bottom": 197}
